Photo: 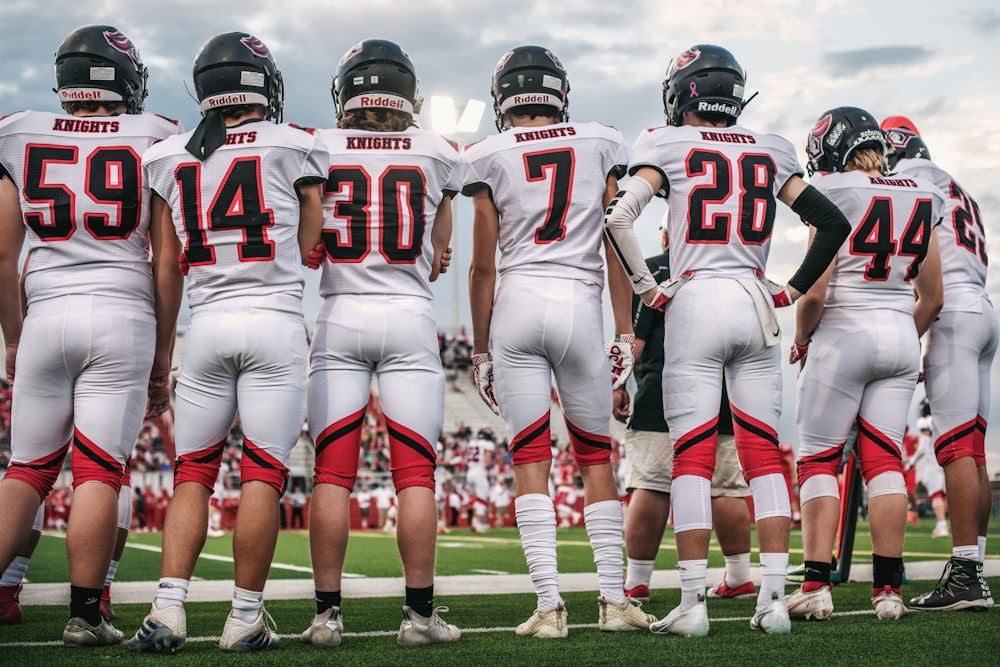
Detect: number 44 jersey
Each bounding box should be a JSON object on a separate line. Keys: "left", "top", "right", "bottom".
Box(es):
{"left": 462, "top": 122, "right": 628, "bottom": 286}
{"left": 629, "top": 123, "right": 802, "bottom": 280}
{"left": 142, "top": 120, "right": 329, "bottom": 309}
{"left": 0, "top": 110, "right": 181, "bottom": 306}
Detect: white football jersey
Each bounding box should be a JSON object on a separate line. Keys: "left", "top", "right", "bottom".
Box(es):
{"left": 0, "top": 110, "right": 181, "bottom": 305}
{"left": 810, "top": 171, "right": 945, "bottom": 313}
{"left": 316, "top": 127, "right": 461, "bottom": 299}
{"left": 893, "top": 158, "right": 988, "bottom": 312}
{"left": 462, "top": 122, "right": 627, "bottom": 285}
{"left": 464, "top": 438, "right": 495, "bottom": 475}
{"left": 143, "top": 121, "right": 328, "bottom": 310}
{"left": 628, "top": 124, "right": 802, "bottom": 279}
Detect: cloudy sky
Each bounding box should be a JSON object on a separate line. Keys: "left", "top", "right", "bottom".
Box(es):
{"left": 2, "top": 0, "right": 999, "bottom": 465}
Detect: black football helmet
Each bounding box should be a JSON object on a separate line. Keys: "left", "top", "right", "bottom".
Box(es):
{"left": 333, "top": 39, "right": 422, "bottom": 120}
{"left": 880, "top": 116, "right": 931, "bottom": 170}
{"left": 662, "top": 45, "right": 749, "bottom": 126}
{"left": 192, "top": 32, "right": 283, "bottom": 121}
{"left": 491, "top": 45, "right": 570, "bottom": 130}
{"left": 54, "top": 24, "right": 148, "bottom": 114}
{"left": 805, "top": 106, "right": 886, "bottom": 175}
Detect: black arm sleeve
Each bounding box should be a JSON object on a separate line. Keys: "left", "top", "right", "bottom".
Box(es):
{"left": 787, "top": 184, "right": 851, "bottom": 294}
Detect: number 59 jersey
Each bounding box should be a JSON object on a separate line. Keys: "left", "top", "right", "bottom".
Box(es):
{"left": 628, "top": 124, "right": 803, "bottom": 280}
{"left": 316, "top": 127, "right": 461, "bottom": 299}
{"left": 143, "top": 121, "right": 329, "bottom": 310}
{"left": 0, "top": 110, "right": 181, "bottom": 306}
{"left": 462, "top": 122, "right": 628, "bottom": 286}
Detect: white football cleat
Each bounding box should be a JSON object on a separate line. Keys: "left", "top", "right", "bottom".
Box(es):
{"left": 397, "top": 606, "right": 461, "bottom": 646}
{"left": 598, "top": 596, "right": 656, "bottom": 631}
{"left": 126, "top": 604, "right": 186, "bottom": 653}
{"left": 649, "top": 597, "right": 709, "bottom": 637}
{"left": 786, "top": 584, "right": 834, "bottom": 621}
{"left": 301, "top": 606, "right": 343, "bottom": 647}
{"left": 219, "top": 608, "right": 279, "bottom": 653}
{"left": 750, "top": 593, "right": 791, "bottom": 634}
{"left": 515, "top": 602, "right": 568, "bottom": 639}
{"left": 873, "top": 587, "right": 908, "bottom": 620}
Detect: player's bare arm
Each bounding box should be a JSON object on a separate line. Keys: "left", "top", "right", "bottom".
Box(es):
{"left": 429, "top": 194, "right": 453, "bottom": 282}
{"left": 0, "top": 176, "right": 26, "bottom": 384}
{"left": 911, "top": 230, "right": 944, "bottom": 336}
{"left": 778, "top": 174, "right": 851, "bottom": 300}
{"left": 149, "top": 194, "right": 184, "bottom": 419}
{"left": 468, "top": 186, "right": 499, "bottom": 355}
{"left": 296, "top": 183, "right": 324, "bottom": 264}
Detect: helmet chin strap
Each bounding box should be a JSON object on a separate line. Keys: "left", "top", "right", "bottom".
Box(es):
{"left": 742, "top": 90, "right": 759, "bottom": 110}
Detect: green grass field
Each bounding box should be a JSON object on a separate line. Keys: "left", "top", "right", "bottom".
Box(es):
{"left": 2, "top": 519, "right": 999, "bottom": 665}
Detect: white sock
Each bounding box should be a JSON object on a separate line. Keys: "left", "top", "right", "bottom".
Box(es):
{"left": 231, "top": 586, "right": 263, "bottom": 622}
{"left": 625, "top": 558, "right": 655, "bottom": 591}
{"left": 0, "top": 556, "right": 30, "bottom": 587}
{"left": 584, "top": 500, "right": 625, "bottom": 604}
{"left": 979, "top": 536, "right": 987, "bottom": 563}
{"left": 678, "top": 559, "right": 708, "bottom": 610}
{"left": 724, "top": 552, "right": 752, "bottom": 588}
{"left": 105, "top": 560, "right": 119, "bottom": 588}
{"left": 758, "top": 552, "right": 788, "bottom": 610}
{"left": 954, "top": 545, "right": 979, "bottom": 562}
{"left": 935, "top": 520, "right": 948, "bottom": 532}
{"left": 515, "top": 493, "right": 561, "bottom": 612}
{"left": 153, "top": 577, "right": 189, "bottom": 609}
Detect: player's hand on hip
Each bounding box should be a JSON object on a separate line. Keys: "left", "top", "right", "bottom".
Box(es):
{"left": 305, "top": 242, "right": 325, "bottom": 270}
{"left": 643, "top": 270, "right": 694, "bottom": 311}
{"left": 472, "top": 352, "right": 500, "bottom": 415}
{"left": 607, "top": 333, "right": 635, "bottom": 389}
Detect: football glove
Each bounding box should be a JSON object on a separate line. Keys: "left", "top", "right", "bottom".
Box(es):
{"left": 472, "top": 352, "right": 500, "bottom": 415}
{"left": 755, "top": 269, "right": 794, "bottom": 308}
{"left": 178, "top": 251, "right": 190, "bottom": 276}
{"left": 306, "top": 242, "right": 325, "bottom": 270}
{"left": 606, "top": 333, "right": 635, "bottom": 390}
{"left": 645, "top": 270, "right": 694, "bottom": 311}
{"left": 789, "top": 339, "right": 810, "bottom": 364}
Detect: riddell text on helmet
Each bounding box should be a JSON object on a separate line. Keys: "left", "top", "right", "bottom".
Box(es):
{"left": 360, "top": 95, "right": 404, "bottom": 109}
{"left": 697, "top": 101, "right": 738, "bottom": 115}
{"left": 511, "top": 94, "right": 550, "bottom": 105}
{"left": 208, "top": 93, "right": 250, "bottom": 108}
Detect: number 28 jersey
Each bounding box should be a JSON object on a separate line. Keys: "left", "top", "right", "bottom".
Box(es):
{"left": 0, "top": 110, "right": 181, "bottom": 306}
{"left": 628, "top": 124, "right": 803, "bottom": 279}
{"left": 143, "top": 121, "right": 329, "bottom": 310}
{"left": 316, "top": 127, "right": 461, "bottom": 299}
{"left": 462, "top": 122, "right": 627, "bottom": 286}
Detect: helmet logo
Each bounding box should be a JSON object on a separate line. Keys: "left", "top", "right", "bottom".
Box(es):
{"left": 103, "top": 30, "right": 141, "bottom": 70}
{"left": 807, "top": 113, "right": 832, "bottom": 160}
{"left": 339, "top": 41, "right": 363, "bottom": 67}
{"left": 495, "top": 50, "right": 515, "bottom": 73}
{"left": 826, "top": 121, "right": 846, "bottom": 148}
{"left": 240, "top": 35, "right": 272, "bottom": 61}
{"left": 544, "top": 50, "right": 565, "bottom": 72}
{"left": 689, "top": 82, "right": 699, "bottom": 98}
{"left": 674, "top": 47, "right": 701, "bottom": 71}
{"left": 885, "top": 128, "right": 915, "bottom": 149}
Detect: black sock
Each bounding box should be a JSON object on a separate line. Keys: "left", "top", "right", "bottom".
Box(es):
{"left": 872, "top": 554, "right": 904, "bottom": 590}
{"left": 405, "top": 585, "right": 434, "bottom": 618}
{"left": 803, "top": 560, "right": 832, "bottom": 584}
{"left": 315, "top": 590, "right": 342, "bottom": 615}
{"left": 70, "top": 585, "right": 103, "bottom": 626}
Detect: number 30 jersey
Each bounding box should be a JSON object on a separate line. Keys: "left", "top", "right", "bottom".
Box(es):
{"left": 315, "top": 127, "right": 461, "bottom": 299}
{"left": 628, "top": 124, "right": 802, "bottom": 280}
{"left": 0, "top": 110, "right": 181, "bottom": 306}
{"left": 143, "top": 121, "right": 329, "bottom": 310}
{"left": 462, "top": 122, "right": 627, "bottom": 286}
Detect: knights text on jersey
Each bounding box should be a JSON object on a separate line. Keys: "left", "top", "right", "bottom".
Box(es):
{"left": 628, "top": 124, "right": 803, "bottom": 279}
{"left": 315, "top": 127, "right": 461, "bottom": 299}
{"left": 0, "top": 110, "right": 181, "bottom": 305}
{"left": 461, "top": 121, "right": 627, "bottom": 285}
{"left": 893, "top": 157, "right": 988, "bottom": 311}
{"left": 142, "top": 121, "right": 329, "bottom": 309}
{"left": 809, "top": 170, "right": 945, "bottom": 313}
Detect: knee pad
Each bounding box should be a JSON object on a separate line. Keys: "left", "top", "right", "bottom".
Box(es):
{"left": 510, "top": 413, "right": 553, "bottom": 466}
{"left": 671, "top": 419, "right": 718, "bottom": 480}
{"left": 671, "top": 475, "right": 713, "bottom": 532}
{"left": 70, "top": 430, "right": 124, "bottom": 493}
{"left": 731, "top": 407, "right": 783, "bottom": 479}
{"left": 566, "top": 418, "right": 612, "bottom": 467}
{"left": 5, "top": 441, "right": 71, "bottom": 500}
{"left": 857, "top": 418, "right": 903, "bottom": 483}
{"left": 748, "top": 473, "right": 791, "bottom": 520}
{"left": 799, "top": 474, "right": 840, "bottom": 505}
{"left": 312, "top": 408, "right": 365, "bottom": 490}
{"left": 118, "top": 484, "right": 133, "bottom": 530}
{"left": 796, "top": 444, "right": 844, "bottom": 489}
{"left": 867, "top": 471, "right": 906, "bottom": 499}
{"left": 386, "top": 417, "right": 435, "bottom": 492}
{"left": 240, "top": 437, "right": 290, "bottom": 495}
{"left": 174, "top": 439, "right": 226, "bottom": 491}
{"left": 933, "top": 419, "right": 977, "bottom": 467}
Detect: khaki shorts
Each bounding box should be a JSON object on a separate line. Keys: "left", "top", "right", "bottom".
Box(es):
{"left": 624, "top": 430, "right": 748, "bottom": 498}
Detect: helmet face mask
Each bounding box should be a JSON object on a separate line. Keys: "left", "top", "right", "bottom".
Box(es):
{"left": 805, "top": 106, "right": 887, "bottom": 176}
{"left": 54, "top": 24, "right": 148, "bottom": 114}
{"left": 662, "top": 44, "right": 746, "bottom": 127}
{"left": 333, "top": 39, "right": 422, "bottom": 120}
{"left": 192, "top": 32, "right": 284, "bottom": 122}
{"left": 491, "top": 45, "right": 569, "bottom": 131}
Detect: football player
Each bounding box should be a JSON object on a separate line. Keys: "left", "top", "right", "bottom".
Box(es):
{"left": 883, "top": 116, "right": 996, "bottom": 611}
{"left": 126, "top": 32, "right": 327, "bottom": 653}
{"left": 302, "top": 39, "right": 460, "bottom": 649}
{"left": 464, "top": 428, "right": 497, "bottom": 533}
{"left": 603, "top": 45, "right": 850, "bottom": 636}
{"left": 466, "top": 45, "right": 654, "bottom": 638}
{"left": 786, "top": 107, "right": 944, "bottom": 621}
{"left": 0, "top": 24, "right": 180, "bottom": 646}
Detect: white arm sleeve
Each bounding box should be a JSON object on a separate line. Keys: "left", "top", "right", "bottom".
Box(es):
{"left": 603, "top": 176, "right": 657, "bottom": 294}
